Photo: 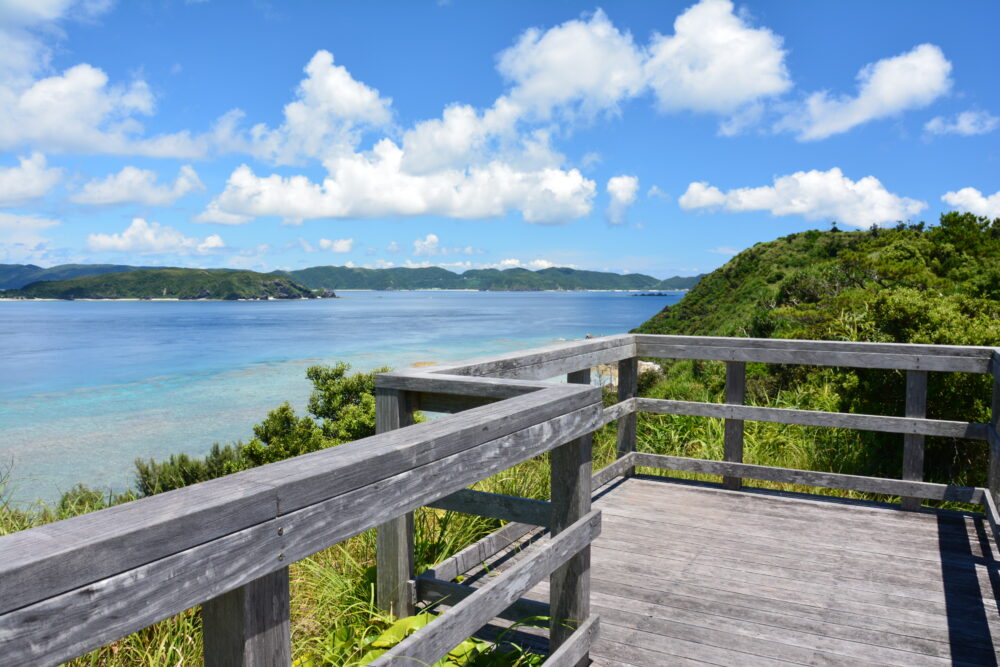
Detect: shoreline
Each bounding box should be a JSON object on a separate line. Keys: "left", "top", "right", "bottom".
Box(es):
{"left": 0, "top": 288, "right": 687, "bottom": 301}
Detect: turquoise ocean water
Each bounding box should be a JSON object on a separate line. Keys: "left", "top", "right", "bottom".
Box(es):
{"left": 0, "top": 291, "right": 681, "bottom": 505}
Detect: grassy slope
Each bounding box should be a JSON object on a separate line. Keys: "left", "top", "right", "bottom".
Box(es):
{"left": 9, "top": 268, "right": 318, "bottom": 300}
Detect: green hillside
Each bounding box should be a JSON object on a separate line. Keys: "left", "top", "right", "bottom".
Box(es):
{"left": 8, "top": 268, "right": 322, "bottom": 300}
{"left": 0, "top": 263, "right": 146, "bottom": 290}
{"left": 285, "top": 265, "right": 683, "bottom": 291}
{"left": 634, "top": 212, "right": 1000, "bottom": 493}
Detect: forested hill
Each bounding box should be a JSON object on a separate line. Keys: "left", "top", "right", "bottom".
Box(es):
{"left": 0, "top": 263, "right": 149, "bottom": 290}
{"left": 636, "top": 212, "right": 1000, "bottom": 346}
{"left": 283, "top": 265, "right": 704, "bottom": 291}
{"left": 0, "top": 263, "right": 704, "bottom": 292}
{"left": 6, "top": 268, "right": 322, "bottom": 300}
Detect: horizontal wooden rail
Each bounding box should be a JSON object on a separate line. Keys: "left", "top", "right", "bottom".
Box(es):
{"left": 636, "top": 397, "right": 989, "bottom": 440}
{"left": 635, "top": 336, "right": 992, "bottom": 373}
{"left": 371, "top": 510, "right": 601, "bottom": 666}
{"left": 428, "top": 489, "right": 550, "bottom": 527}
{"left": 633, "top": 334, "right": 995, "bottom": 359}
{"left": 630, "top": 453, "right": 985, "bottom": 503}
{"left": 416, "top": 577, "right": 549, "bottom": 622}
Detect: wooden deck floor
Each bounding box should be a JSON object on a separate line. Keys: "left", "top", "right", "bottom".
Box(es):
{"left": 474, "top": 476, "right": 1000, "bottom": 665}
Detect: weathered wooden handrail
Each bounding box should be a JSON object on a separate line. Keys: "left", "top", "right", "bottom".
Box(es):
{"left": 2, "top": 333, "right": 998, "bottom": 666}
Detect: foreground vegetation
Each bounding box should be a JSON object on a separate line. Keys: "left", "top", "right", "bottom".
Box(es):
{"left": 3, "top": 212, "right": 998, "bottom": 664}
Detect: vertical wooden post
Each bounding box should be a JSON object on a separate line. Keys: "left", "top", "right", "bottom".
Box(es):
{"left": 901, "top": 370, "right": 928, "bottom": 511}
{"left": 203, "top": 567, "right": 291, "bottom": 667}
{"left": 722, "top": 361, "right": 746, "bottom": 490}
{"left": 549, "top": 369, "right": 593, "bottom": 660}
{"left": 617, "top": 357, "right": 638, "bottom": 477}
{"left": 376, "top": 387, "right": 416, "bottom": 618}
{"left": 989, "top": 353, "right": 1000, "bottom": 508}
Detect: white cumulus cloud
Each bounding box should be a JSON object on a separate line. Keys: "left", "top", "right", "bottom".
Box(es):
{"left": 247, "top": 50, "right": 393, "bottom": 165}
{"left": 0, "top": 152, "right": 61, "bottom": 205}
{"left": 645, "top": 0, "right": 790, "bottom": 115}
{"left": 497, "top": 9, "right": 646, "bottom": 120}
{"left": 779, "top": 44, "right": 952, "bottom": 141}
{"left": 199, "top": 140, "right": 595, "bottom": 225}
{"left": 925, "top": 110, "right": 999, "bottom": 136}
{"left": 606, "top": 174, "right": 639, "bottom": 225}
{"left": 319, "top": 238, "right": 354, "bottom": 253}
{"left": 941, "top": 187, "right": 1000, "bottom": 218}
{"left": 71, "top": 164, "right": 204, "bottom": 206}
{"left": 679, "top": 167, "right": 926, "bottom": 228}
{"left": 87, "top": 218, "right": 225, "bottom": 255}
{"left": 413, "top": 233, "right": 441, "bottom": 257}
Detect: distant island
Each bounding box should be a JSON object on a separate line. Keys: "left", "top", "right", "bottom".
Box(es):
{"left": 3, "top": 268, "right": 328, "bottom": 300}
{"left": 0, "top": 263, "right": 705, "bottom": 294}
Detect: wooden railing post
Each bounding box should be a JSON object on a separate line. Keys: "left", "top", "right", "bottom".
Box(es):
{"left": 989, "top": 353, "right": 1000, "bottom": 507}
{"left": 723, "top": 361, "right": 746, "bottom": 490}
{"left": 617, "top": 357, "right": 638, "bottom": 477}
{"left": 203, "top": 567, "right": 291, "bottom": 667}
{"left": 902, "top": 370, "right": 928, "bottom": 510}
{"left": 376, "top": 387, "right": 416, "bottom": 618}
{"left": 549, "top": 369, "right": 593, "bottom": 660}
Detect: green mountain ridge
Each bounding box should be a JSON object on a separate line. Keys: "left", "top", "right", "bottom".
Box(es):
{"left": 0, "top": 263, "right": 704, "bottom": 292}
{"left": 6, "top": 268, "right": 322, "bottom": 300}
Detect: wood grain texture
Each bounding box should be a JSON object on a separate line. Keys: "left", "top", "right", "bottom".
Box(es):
{"left": 633, "top": 333, "right": 995, "bottom": 359}
{"left": 990, "top": 350, "right": 1000, "bottom": 507}
{"left": 901, "top": 370, "right": 928, "bottom": 511}
{"left": 427, "top": 488, "right": 551, "bottom": 527}
{"left": 0, "top": 383, "right": 597, "bottom": 618}
{"left": 636, "top": 397, "right": 988, "bottom": 440}
{"left": 422, "top": 522, "right": 536, "bottom": 584}
{"left": 370, "top": 511, "right": 601, "bottom": 666}
{"left": 0, "top": 403, "right": 601, "bottom": 665}
{"left": 549, "top": 369, "right": 594, "bottom": 655}
{"left": 616, "top": 357, "right": 638, "bottom": 478}
{"left": 545, "top": 614, "right": 599, "bottom": 667}
{"left": 376, "top": 387, "right": 416, "bottom": 618}
{"left": 722, "top": 361, "right": 746, "bottom": 491}
{"left": 630, "top": 452, "right": 985, "bottom": 502}
{"left": 202, "top": 567, "right": 291, "bottom": 667}
{"left": 415, "top": 577, "right": 549, "bottom": 622}
{"left": 636, "top": 340, "right": 990, "bottom": 373}
{"left": 596, "top": 398, "right": 635, "bottom": 430}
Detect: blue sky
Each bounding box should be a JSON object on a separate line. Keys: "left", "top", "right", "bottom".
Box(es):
{"left": 1, "top": 0, "right": 998, "bottom": 278}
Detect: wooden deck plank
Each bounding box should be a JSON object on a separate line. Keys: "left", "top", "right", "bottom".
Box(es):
{"left": 457, "top": 476, "right": 1000, "bottom": 665}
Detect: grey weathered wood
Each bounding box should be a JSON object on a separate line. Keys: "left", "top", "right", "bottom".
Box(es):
{"left": 617, "top": 357, "right": 638, "bottom": 477}
{"left": 0, "top": 402, "right": 602, "bottom": 665}
{"left": 376, "top": 387, "right": 416, "bottom": 618}
{"left": 427, "top": 488, "right": 551, "bottom": 527}
{"left": 370, "top": 510, "right": 601, "bottom": 666}
{"left": 636, "top": 341, "right": 990, "bottom": 373}
{"left": 633, "top": 333, "right": 994, "bottom": 360}
{"left": 548, "top": 368, "right": 594, "bottom": 658}
{"left": 545, "top": 614, "right": 599, "bottom": 667}
{"left": 901, "top": 370, "right": 928, "bottom": 511}
{"left": 722, "top": 361, "right": 746, "bottom": 491}
{"left": 203, "top": 567, "right": 291, "bottom": 667}
{"left": 591, "top": 455, "right": 634, "bottom": 491}
{"left": 596, "top": 397, "right": 635, "bottom": 429}
{"left": 635, "top": 397, "right": 989, "bottom": 440}
{"left": 416, "top": 576, "right": 550, "bottom": 622}
{"left": 422, "top": 522, "right": 536, "bottom": 584}
{"left": 427, "top": 335, "right": 635, "bottom": 380}
{"left": 990, "top": 350, "right": 1000, "bottom": 508}
{"left": 629, "top": 452, "right": 985, "bottom": 503}
{"left": 0, "top": 383, "right": 597, "bottom": 617}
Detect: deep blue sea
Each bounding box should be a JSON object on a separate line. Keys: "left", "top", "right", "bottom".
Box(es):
{"left": 0, "top": 291, "right": 681, "bottom": 505}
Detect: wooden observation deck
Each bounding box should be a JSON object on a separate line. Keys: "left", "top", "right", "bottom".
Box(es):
{"left": 2, "top": 334, "right": 1000, "bottom": 665}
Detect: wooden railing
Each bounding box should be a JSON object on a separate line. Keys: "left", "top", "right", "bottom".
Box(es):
{"left": 2, "top": 333, "right": 998, "bottom": 665}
